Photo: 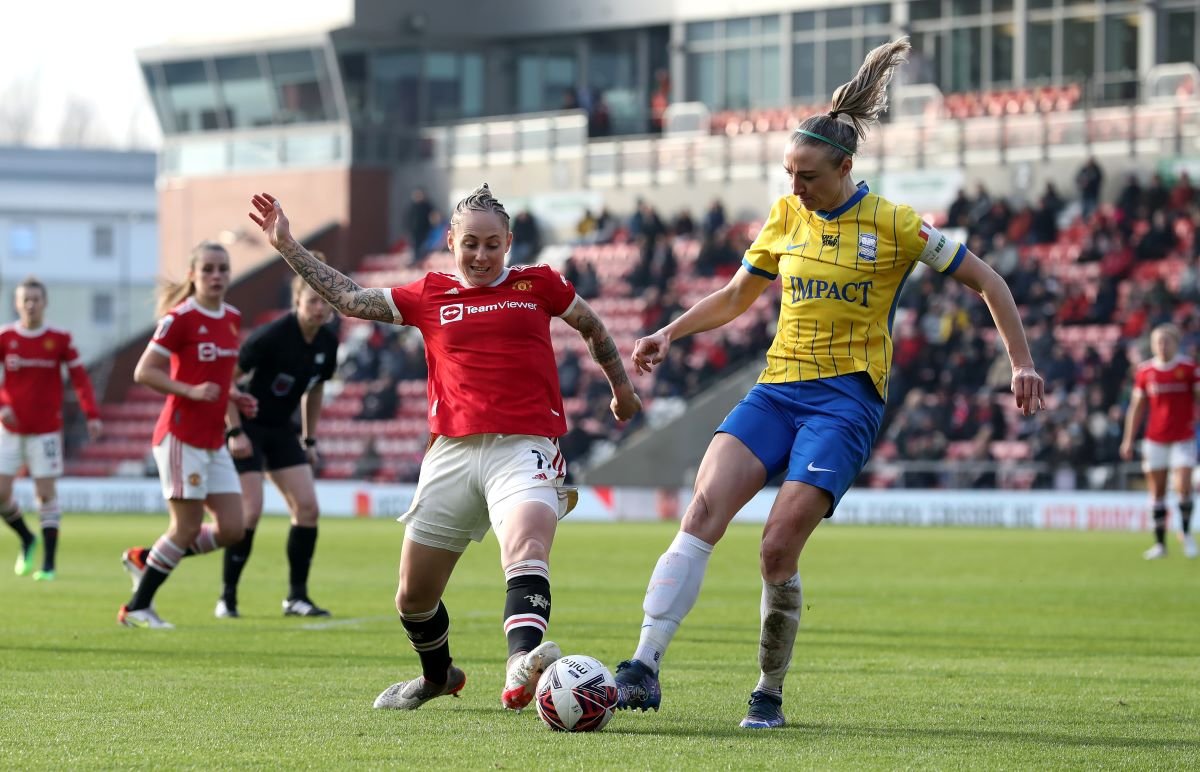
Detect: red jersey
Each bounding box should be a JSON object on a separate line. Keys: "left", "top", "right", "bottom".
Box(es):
{"left": 149, "top": 299, "right": 242, "bottom": 450}
{"left": 389, "top": 265, "right": 577, "bottom": 438}
{"left": 0, "top": 324, "right": 99, "bottom": 434}
{"left": 1134, "top": 357, "right": 1200, "bottom": 443}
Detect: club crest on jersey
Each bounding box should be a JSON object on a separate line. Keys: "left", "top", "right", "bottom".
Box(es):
{"left": 440, "top": 303, "right": 464, "bottom": 325}
{"left": 513, "top": 280, "right": 533, "bottom": 291}
{"left": 43, "top": 339, "right": 56, "bottom": 351}
{"left": 858, "top": 233, "right": 878, "bottom": 263}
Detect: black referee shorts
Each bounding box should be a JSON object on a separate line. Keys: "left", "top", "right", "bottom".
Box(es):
{"left": 233, "top": 422, "right": 309, "bottom": 474}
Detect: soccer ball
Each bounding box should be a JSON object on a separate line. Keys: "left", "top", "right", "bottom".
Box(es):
{"left": 534, "top": 654, "right": 618, "bottom": 732}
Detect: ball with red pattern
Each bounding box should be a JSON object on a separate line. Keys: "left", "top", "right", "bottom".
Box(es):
{"left": 535, "top": 654, "right": 618, "bottom": 732}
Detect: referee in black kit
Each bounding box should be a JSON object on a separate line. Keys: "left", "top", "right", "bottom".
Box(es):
{"left": 220, "top": 260, "right": 340, "bottom": 618}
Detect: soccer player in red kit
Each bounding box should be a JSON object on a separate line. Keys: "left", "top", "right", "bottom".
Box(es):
{"left": 250, "top": 185, "right": 641, "bottom": 711}
{"left": 0, "top": 277, "right": 102, "bottom": 580}
{"left": 118, "top": 242, "right": 257, "bottom": 628}
{"left": 1121, "top": 324, "right": 1200, "bottom": 559}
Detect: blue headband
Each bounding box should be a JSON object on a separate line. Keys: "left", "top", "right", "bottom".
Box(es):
{"left": 795, "top": 129, "right": 854, "bottom": 157}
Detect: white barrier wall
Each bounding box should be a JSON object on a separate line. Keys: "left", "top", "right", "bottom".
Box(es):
{"left": 14, "top": 478, "right": 1169, "bottom": 531}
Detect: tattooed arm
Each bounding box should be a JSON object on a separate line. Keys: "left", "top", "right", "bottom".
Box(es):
{"left": 249, "top": 193, "right": 397, "bottom": 323}
{"left": 561, "top": 298, "right": 642, "bottom": 421}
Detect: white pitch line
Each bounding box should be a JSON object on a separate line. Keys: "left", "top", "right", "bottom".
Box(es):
{"left": 299, "top": 615, "right": 395, "bottom": 631}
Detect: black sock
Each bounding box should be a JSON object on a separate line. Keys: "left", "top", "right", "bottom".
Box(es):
{"left": 1153, "top": 503, "right": 1168, "bottom": 547}
{"left": 2, "top": 507, "right": 33, "bottom": 547}
{"left": 287, "top": 525, "right": 318, "bottom": 600}
{"left": 222, "top": 527, "right": 256, "bottom": 603}
{"left": 41, "top": 527, "right": 58, "bottom": 572}
{"left": 129, "top": 566, "right": 170, "bottom": 611}
{"left": 1180, "top": 501, "right": 1193, "bottom": 535}
{"left": 503, "top": 568, "right": 551, "bottom": 659}
{"left": 401, "top": 602, "right": 452, "bottom": 684}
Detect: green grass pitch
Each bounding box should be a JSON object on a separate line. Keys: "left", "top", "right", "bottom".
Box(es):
{"left": 1, "top": 515, "right": 1197, "bottom": 769}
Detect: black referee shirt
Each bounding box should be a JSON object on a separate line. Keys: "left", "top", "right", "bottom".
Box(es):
{"left": 238, "top": 312, "right": 339, "bottom": 427}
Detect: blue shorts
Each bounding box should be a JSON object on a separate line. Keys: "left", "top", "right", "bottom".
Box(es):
{"left": 716, "top": 373, "right": 884, "bottom": 517}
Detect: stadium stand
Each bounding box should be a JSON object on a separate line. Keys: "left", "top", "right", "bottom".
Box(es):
{"left": 74, "top": 156, "right": 1198, "bottom": 490}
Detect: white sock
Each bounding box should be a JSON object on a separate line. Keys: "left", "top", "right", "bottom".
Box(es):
{"left": 632, "top": 531, "right": 714, "bottom": 673}
{"left": 754, "top": 573, "right": 802, "bottom": 693}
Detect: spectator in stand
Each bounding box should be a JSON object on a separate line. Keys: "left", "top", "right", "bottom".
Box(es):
{"left": 1075, "top": 157, "right": 1104, "bottom": 219}
{"left": 421, "top": 211, "right": 450, "bottom": 258}
{"left": 1116, "top": 173, "right": 1143, "bottom": 219}
{"left": 947, "top": 188, "right": 972, "bottom": 228}
{"left": 650, "top": 69, "right": 670, "bottom": 134}
{"left": 672, "top": 208, "right": 696, "bottom": 238}
{"left": 407, "top": 189, "right": 435, "bottom": 265}
{"left": 509, "top": 210, "right": 542, "bottom": 265}
{"left": 0, "top": 276, "right": 103, "bottom": 582}
{"left": 1120, "top": 324, "right": 1199, "bottom": 560}
{"left": 1031, "top": 183, "right": 1064, "bottom": 244}
{"left": 1135, "top": 210, "right": 1177, "bottom": 262}
{"left": 358, "top": 378, "right": 399, "bottom": 421}
{"left": 562, "top": 256, "right": 600, "bottom": 300}
{"left": 968, "top": 183, "right": 993, "bottom": 224}
{"left": 353, "top": 436, "right": 385, "bottom": 481}
{"left": 702, "top": 199, "right": 727, "bottom": 238}
{"left": 589, "top": 93, "right": 611, "bottom": 137}
{"left": 593, "top": 207, "right": 618, "bottom": 243}
{"left": 695, "top": 229, "right": 736, "bottom": 277}
{"left": 1143, "top": 173, "right": 1170, "bottom": 215}
{"left": 574, "top": 210, "right": 597, "bottom": 243}
{"left": 1168, "top": 171, "right": 1194, "bottom": 212}
{"left": 630, "top": 235, "right": 678, "bottom": 294}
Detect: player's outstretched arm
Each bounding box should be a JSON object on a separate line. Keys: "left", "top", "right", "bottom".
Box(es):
{"left": 631, "top": 267, "right": 770, "bottom": 375}
{"left": 949, "top": 252, "right": 1044, "bottom": 417}
{"left": 248, "top": 193, "right": 396, "bottom": 323}
{"left": 561, "top": 299, "right": 641, "bottom": 422}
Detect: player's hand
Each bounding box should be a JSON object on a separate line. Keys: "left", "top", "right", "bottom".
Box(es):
{"left": 306, "top": 446, "right": 320, "bottom": 467}
{"left": 188, "top": 382, "right": 221, "bottom": 402}
{"left": 632, "top": 331, "right": 671, "bottom": 375}
{"left": 228, "top": 433, "right": 253, "bottom": 459}
{"left": 86, "top": 418, "right": 103, "bottom": 441}
{"left": 232, "top": 389, "right": 259, "bottom": 419}
{"left": 0, "top": 406, "right": 17, "bottom": 431}
{"left": 248, "top": 193, "right": 293, "bottom": 249}
{"left": 1119, "top": 439, "right": 1134, "bottom": 461}
{"left": 610, "top": 386, "right": 642, "bottom": 422}
{"left": 1011, "top": 365, "right": 1044, "bottom": 417}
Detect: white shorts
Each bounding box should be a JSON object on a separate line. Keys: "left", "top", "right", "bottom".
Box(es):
{"left": 400, "top": 434, "right": 575, "bottom": 553}
{"left": 151, "top": 433, "right": 241, "bottom": 500}
{"left": 1142, "top": 439, "right": 1197, "bottom": 472}
{"left": 0, "top": 428, "right": 63, "bottom": 478}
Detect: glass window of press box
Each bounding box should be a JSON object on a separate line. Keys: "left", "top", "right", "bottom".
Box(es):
{"left": 144, "top": 48, "right": 337, "bottom": 134}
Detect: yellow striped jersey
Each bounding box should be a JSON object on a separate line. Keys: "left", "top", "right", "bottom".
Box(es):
{"left": 742, "top": 183, "right": 965, "bottom": 401}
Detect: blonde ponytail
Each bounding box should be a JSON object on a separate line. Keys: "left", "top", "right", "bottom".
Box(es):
{"left": 791, "top": 38, "right": 911, "bottom": 160}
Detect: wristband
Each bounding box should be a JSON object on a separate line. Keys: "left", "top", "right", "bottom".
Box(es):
{"left": 303, "top": 437, "right": 317, "bottom": 448}
{"left": 225, "top": 427, "right": 244, "bottom": 440}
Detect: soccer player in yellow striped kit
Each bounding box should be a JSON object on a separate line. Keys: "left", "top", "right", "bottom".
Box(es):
{"left": 613, "top": 38, "right": 1046, "bottom": 729}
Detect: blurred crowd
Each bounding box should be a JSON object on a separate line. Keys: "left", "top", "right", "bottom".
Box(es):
{"left": 362, "top": 159, "right": 1198, "bottom": 488}
{"left": 879, "top": 158, "right": 1198, "bottom": 489}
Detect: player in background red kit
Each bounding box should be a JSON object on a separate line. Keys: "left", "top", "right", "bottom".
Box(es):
{"left": 0, "top": 277, "right": 102, "bottom": 581}
{"left": 1121, "top": 324, "right": 1200, "bottom": 560}
{"left": 250, "top": 186, "right": 640, "bottom": 712}
{"left": 117, "top": 242, "right": 258, "bottom": 628}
